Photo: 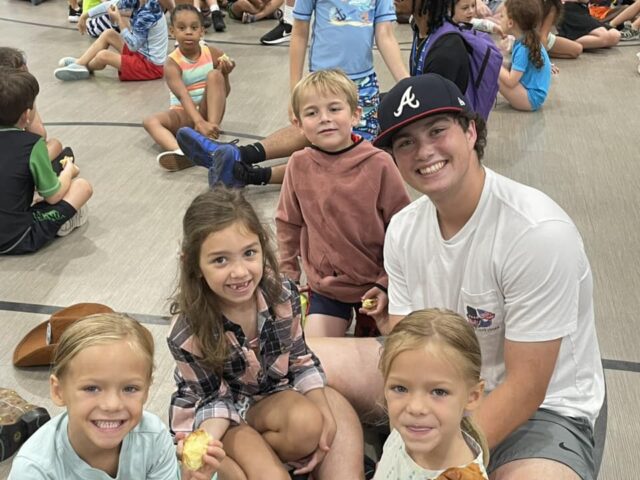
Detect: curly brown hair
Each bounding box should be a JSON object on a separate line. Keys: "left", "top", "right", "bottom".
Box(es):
{"left": 505, "top": 0, "right": 545, "bottom": 69}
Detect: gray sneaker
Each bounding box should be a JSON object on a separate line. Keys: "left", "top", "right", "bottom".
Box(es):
{"left": 54, "top": 63, "right": 90, "bottom": 81}
{"left": 58, "top": 56, "right": 78, "bottom": 67}
{"left": 620, "top": 21, "right": 640, "bottom": 41}
{"left": 57, "top": 205, "right": 89, "bottom": 237}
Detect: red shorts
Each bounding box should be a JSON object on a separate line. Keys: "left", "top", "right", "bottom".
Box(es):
{"left": 118, "top": 44, "right": 164, "bottom": 82}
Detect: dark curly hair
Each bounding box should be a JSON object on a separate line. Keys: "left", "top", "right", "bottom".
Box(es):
{"left": 170, "top": 3, "right": 204, "bottom": 25}
{"left": 505, "top": 0, "right": 545, "bottom": 69}
{"left": 412, "top": 0, "right": 456, "bottom": 33}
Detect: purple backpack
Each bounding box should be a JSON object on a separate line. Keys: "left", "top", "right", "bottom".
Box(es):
{"left": 414, "top": 20, "right": 502, "bottom": 120}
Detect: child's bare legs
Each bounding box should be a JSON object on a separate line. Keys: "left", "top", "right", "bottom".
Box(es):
{"left": 222, "top": 425, "right": 289, "bottom": 479}
{"left": 63, "top": 178, "right": 93, "bottom": 211}
{"left": 221, "top": 391, "right": 322, "bottom": 478}
{"left": 575, "top": 26, "right": 621, "bottom": 49}
{"left": 546, "top": 35, "right": 583, "bottom": 59}
{"left": 246, "top": 390, "right": 323, "bottom": 461}
{"left": 305, "top": 314, "right": 350, "bottom": 337}
{"left": 76, "top": 29, "right": 125, "bottom": 71}
{"left": 499, "top": 81, "right": 533, "bottom": 111}
{"left": 608, "top": 0, "right": 640, "bottom": 28}
{"left": 314, "top": 387, "right": 365, "bottom": 480}
{"left": 143, "top": 109, "right": 191, "bottom": 151}
{"left": 47, "top": 138, "right": 63, "bottom": 161}
{"left": 200, "top": 69, "right": 228, "bottom": 134}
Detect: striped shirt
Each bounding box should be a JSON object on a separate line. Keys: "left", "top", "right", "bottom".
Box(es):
{"left": 168, "top": 278, "right": 326, "bottom": 432}
{"left": 169, "top": 44, "right": 215, "bottom": 108}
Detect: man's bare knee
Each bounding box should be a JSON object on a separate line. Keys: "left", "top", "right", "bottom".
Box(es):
{"left": 490, "top": 458, "right": 581, "bottom": 480}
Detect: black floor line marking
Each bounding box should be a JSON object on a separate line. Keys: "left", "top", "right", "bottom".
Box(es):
{"left": 2, "top": 301, "right": 640, "bottom": 373}
{"left": 0, "top": 301, "right": 170, "bottom": 326}
{"left": 44, "top": 121, "right": 266, "bottom": 141}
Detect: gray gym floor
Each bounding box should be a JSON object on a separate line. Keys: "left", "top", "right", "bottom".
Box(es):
{"left": 0, "top": 0, "right": 639, "bottom": 477}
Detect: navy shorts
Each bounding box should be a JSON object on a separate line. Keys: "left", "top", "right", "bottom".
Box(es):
{"left": 307, "top": 290, "right": 380, "bottom": 337}
{"left": 0, "top": 200, "right": 77, "bottom": 255}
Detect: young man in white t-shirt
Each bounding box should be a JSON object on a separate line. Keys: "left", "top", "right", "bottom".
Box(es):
{"left": 307, "top": 74, "right": 604, "bottom": 480}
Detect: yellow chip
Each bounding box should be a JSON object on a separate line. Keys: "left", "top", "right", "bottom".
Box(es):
{"left": 182, "top": 429, "right": 212, "bottom": 471}
{"left": 362, "top": 299, "right": 377, "bottom": 309}
{"left": 59, "top": 156, "right": 73, "bottom": 167}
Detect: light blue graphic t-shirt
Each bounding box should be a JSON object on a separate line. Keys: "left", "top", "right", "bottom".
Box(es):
{"left": 293, "top": 0, "right": 396, "bottom": 79}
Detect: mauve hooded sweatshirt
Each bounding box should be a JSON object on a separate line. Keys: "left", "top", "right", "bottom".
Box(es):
{"left": 276, "top": 137, "right": 411, "bottom": 303}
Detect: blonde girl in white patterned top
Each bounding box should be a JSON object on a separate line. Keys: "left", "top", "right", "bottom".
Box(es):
{"left": 375, "top": 309, "right": 489, "bottom": 480}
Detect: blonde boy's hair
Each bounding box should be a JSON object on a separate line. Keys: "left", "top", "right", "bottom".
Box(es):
{"left": 52, "top": 313, "right": 155, "bottom": 380}
{"left": 291, "top": 69, "right": 359, "bottom": 121}
{"left": 380, "top": 308, "right": 490, "bottom": 465}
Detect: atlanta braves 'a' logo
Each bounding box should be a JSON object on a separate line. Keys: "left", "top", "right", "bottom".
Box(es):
{"left": 394, "top": 86, "right": 420, "bottom": 117}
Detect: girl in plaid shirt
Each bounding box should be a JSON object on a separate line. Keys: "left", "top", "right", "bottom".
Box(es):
{"left": 167, "top": 188, "right": 361, "bottom": 479}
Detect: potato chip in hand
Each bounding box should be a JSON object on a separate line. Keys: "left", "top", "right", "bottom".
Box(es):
{"left": 182, "top": 429, "right": 212, "bottom": 471}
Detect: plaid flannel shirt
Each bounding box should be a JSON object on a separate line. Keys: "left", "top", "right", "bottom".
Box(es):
{"left": 168, "top": 278, "right": 326, "bottom": 433}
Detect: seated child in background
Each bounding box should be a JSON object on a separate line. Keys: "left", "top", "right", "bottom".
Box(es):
{"left": 0, "top": 68, "right": 92, "bottom": 255}
{"left": 605, "top": 0, "right": 640, "bottom": 40}
{"left": 78, "top": 0, "right": 119, "bottom": 38}
{"left": 8, "top": 313, "right": 224, "bottom": 479}
{"left": 539, "top": 0, "right": 583, "bottom": 58}
{"left": 374, "top": 309, "right": 488, "bottom": 479}
{"left": 0, "top": 47, "right": 70, "bottom": 162}
{"left": 276, "top": 70, "right": 411, "bottom": 338}
{"left": 557, "top": 0, "right": 620, "bottom": 49}
{"left": 453, "top": 0, "right": 506, "bottom": 36}
{"left": 168, "top": 188, "right": 363, "bottom": 478}
{"left": 143, "top": 4, "right": 235, "bottom": 171}
{"left": 228, "top": 0, "right": 283, "bottom": 24}
{"left": 54, "top": 0, "right": 169, "bottom": 82}
{"left": 498, "top": 0, "right": 552, "bottom": 111}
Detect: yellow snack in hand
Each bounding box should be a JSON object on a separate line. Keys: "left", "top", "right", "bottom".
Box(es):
{"left": 218, "top": 53, "right": 231, "bottom": 64}
{"left": 182, "top": 429, "right": 212, "bottom": 471}
{"left": 362, "top": 299, "right": 377, "bottom": 309}
{"left": 59, "top": 156, "right": 73, "bottom": 167}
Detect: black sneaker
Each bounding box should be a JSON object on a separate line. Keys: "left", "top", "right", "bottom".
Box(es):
{"left": 260, "top": 20, "right": 292, "bottom": 45}
{"left": 68, "top": 6, "right": 81, "bottom": 22}
{"left": 202, "top": 9, "right": 213, "bottom": 29}
{"left": 212, "top": 9, "right": 226, "bottom": 31}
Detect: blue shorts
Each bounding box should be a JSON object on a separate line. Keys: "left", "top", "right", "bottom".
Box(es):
{"left": 307, "top": 290, "right": 380, "bottom": 337}
{"left": 308, "top": 290, "right": 359, "bottom": 320}
{"left": 527, "top": 88, "right": 548, "bottom": 111}
{"left": 353, "top": 72, "right": 380, "bottom": 141}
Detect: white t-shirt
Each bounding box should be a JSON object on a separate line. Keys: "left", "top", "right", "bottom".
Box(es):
{"left": 374, "top": 429, "right": 488, "bottom": 479}
{"left": 9, "top": 411, "right": 180, "bottom": 480}
{"left": 385, "top": 168, "right": 604, "bottom": 425}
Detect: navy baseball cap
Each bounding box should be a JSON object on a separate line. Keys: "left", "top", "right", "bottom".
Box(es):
{"left": 373, "top": 74, "right": 470, "bottom": 148}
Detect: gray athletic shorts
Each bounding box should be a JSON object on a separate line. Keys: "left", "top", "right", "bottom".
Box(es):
{"left": 488, "top": 408, "right": 595, "bottom": 480}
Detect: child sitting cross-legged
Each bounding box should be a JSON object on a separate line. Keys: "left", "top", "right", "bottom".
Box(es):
{"left": 276, "top": 69, "right": 411, "bottom": 339}
{"left": 168, "top": 187, "right": 365, "bottom": 478}
{"left": 498, "top": 0, "right": 552, "bottom": 111}
{"left": 0, "top": 68, "right": 92, "bottom": 255}
{"left": 54, "top": 0, "right": 168, "bottom": 82}
{"left": 143, "top": 4, "right": 235, "bottom": 171}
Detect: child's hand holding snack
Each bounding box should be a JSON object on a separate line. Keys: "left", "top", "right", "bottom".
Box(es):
{"left": 177, "top": 430, "right": 226, "bottom": 480}
{"left": 217, "top": 53, "right": 236, "bottom": 75}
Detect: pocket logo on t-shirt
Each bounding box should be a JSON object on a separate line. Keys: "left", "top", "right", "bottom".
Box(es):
{"left": 466, "top": 305, "right": 495, "bottom": 328}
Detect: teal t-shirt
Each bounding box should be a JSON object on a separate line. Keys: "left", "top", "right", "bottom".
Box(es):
{"left": 9, "top": 411, "right": 181, "bottom": 480}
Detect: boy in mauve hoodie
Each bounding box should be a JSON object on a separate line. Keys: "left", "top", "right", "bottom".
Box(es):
{"left": 276, "top": 69, "right": 410, "bottom": 339}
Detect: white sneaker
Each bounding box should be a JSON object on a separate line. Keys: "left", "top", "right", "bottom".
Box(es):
{"left": 57, "top": 205, "right": 89, "bottom": 237}
{"left": 58, "top": 57, "right": 78, "bottom": 67}
{"left": 157, "top": 149, "right": 194, "bottom": 171}
{"left": 54, "top": 63, "right": 90, "bottom": 81}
